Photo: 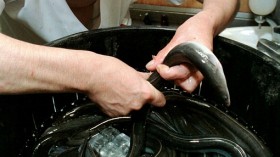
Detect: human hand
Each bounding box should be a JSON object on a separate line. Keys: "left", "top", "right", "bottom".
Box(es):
{"left": 0, "top": 32, "right": 165, "bottom": 117}
{"left": 86, "top": 54, "right": 166, "bottom": 117}
{"left": 146, "top": 11, "right": 215, "bottom": 93}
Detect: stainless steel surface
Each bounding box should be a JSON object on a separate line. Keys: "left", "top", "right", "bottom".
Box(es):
{"left": 130, "top": 4, "right": 257, "bottom": 27}
{"left": 257, "top": 38, "right": 280, "bottom": 63}
{"left": 273, "top": 25, "right": 280, "bottom": 42}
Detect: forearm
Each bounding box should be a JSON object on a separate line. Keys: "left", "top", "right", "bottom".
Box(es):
{"left": 200, "top": 0, "right": 240, "bottom": 35}
{"left": 174, "top": 0, "right": 239, "bottom": 49}
{"left": 0, "top": 33, "right": 94, "bottom": 94}
{"left": 0, "top": 33, "right": 166, "bottom": 117}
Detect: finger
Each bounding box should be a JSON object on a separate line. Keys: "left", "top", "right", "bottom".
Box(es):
{"left": 146, "top": 38, "right": 188, "bottom": 71}
{"left": 176, "top": 71, "right": 204, "bottom": 93}
{"left": 146, "top": 83, "right": 166, "bottom": 107}
{"left": 146, "top": 45, "right": 172, "bottom": 70}
{"left": 101, "top": 108, "right": 118, "bottom": 117}
{"left": 100, "top": 103, "right": 130, "bottom": 117}
{"left": 138, "top": 71, "right": 151, "bottom": 79}
{"left": 156, "top": 64, "right": 194, "bottom": 80}
{"left": 146, "top": 55, "right": 164, "bottom": 71}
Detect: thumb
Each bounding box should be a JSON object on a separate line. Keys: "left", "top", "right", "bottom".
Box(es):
{"left": 146, "top": 43, "right": 175, "bottom": 71}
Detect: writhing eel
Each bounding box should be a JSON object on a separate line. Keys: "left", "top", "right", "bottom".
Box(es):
{"left": 30, "top": 42, "right": 238, "bottom": 157}
{"left": 128, "top": 41, "right": 231, "bottom": 156}
{"left": 148, "top": 41, "right": 230, "bottom": 106}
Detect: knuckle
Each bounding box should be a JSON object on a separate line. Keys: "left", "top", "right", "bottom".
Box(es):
{"left": 142, "top": 87, "right": 154, "bottom": 101}
{"left": 130, "top": 102, "right": 143, "bottom": 111}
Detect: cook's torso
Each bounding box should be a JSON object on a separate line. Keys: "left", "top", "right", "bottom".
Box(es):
{"left": 0, "top": 0, "right": 134, "bottom": 44}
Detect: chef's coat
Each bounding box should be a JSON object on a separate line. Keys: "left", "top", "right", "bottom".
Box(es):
{"left": 0, "top": 0, "right": 135, "bottom": 43}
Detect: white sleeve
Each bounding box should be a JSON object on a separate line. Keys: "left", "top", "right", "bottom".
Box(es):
{"left": 0, "top": 0, "right": 4, "bottom": 15}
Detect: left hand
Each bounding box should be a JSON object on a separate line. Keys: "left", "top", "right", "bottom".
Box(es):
{"left": 146, "top": 11, "right": 214, "bottom": 93}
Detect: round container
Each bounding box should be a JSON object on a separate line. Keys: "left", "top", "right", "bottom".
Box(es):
{"left": 1, "top": 27, "right": 279, "bottom": 157}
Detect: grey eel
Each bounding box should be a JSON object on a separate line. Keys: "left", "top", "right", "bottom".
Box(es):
{"left": 128, "top": 41, "right": 231, "bottom": 157}
{"left": 30, "top": 41, "right": 233, "bottom": 157}
{"left": 148, "top": 41, "right": 230, "bottom": 106}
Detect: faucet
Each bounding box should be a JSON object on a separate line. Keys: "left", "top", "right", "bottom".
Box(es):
{"left": 248, "top": 0, "right": 280, "bottom": 42}
{"left": 249, "top": 0, "right": 280, "bottom": 64}
{"left": 249, "top": 0, "right": 277, "bottom": 29}
{"left": 257, "top": 38, "right": 280, "bottom": 64}
{"left": 257, "top": 24, "right": 280, "bottom": 64}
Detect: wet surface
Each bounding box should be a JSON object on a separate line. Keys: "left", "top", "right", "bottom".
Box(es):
{"left": 0, "top": 27, "right": 280, "bottom": 156}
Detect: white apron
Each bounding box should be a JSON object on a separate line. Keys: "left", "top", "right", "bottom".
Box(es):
{"left": 0, "top": 0, "right": 4, "bottom": 15}
{"left": 1, "top": 0, "right": 135, "bottom": 43}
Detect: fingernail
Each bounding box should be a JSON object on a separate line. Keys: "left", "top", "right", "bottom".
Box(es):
{"left": 156, "top": 64, "right": 168, "bottom": 73}
{"left": 146, "top": 60, "right": 154, "bottom": 68}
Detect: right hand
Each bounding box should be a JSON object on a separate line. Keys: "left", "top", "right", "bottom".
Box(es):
{"left": 85, "top": 54, "right": 166, "bottom": 117}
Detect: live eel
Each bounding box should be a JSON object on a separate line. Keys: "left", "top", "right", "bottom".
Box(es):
{"left": 148, "top": 41, "right": 230, "bottom": 106}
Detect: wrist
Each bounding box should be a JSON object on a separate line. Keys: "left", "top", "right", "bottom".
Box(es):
{"left": 196, "top": 10, "right": 221, "bottom": 36}
{"left": 75, "top": 52, "right": 110, "bottom": 95}
{"left": 64, "top": 51, "right": 101, "bottom": 94}
{"left": 199, "top": 0, "right": 239, "bottom": 35}
{"left": 177, "top": 11, "right": 215, "bottom": 50}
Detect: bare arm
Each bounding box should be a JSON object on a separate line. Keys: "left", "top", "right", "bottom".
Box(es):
{"left": 146, "top": 0, "right": 240, "bottom": 92}
{"left": 199, "top": 0, "right": 240, "bottom": 36}
{"left": 0, "top": 33, "right": 165, "bottom": 116}
{"left": 0, "top": 33, "right": 91, "bottom": 93}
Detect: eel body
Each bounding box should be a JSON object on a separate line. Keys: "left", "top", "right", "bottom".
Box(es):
{"left": 148, "top": 41, "right": 230, "bottom": 106}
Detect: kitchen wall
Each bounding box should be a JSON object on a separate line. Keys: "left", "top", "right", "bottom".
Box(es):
{"left": 136, "top": 0, "right": 251, "bottom": 13}
{"left": 130, "top": 0, "right": 255, "bottom": 27}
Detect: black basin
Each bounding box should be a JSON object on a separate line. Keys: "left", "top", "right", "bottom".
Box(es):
{"left": 0, "top": 27, "right": 279, "bottom": 157}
